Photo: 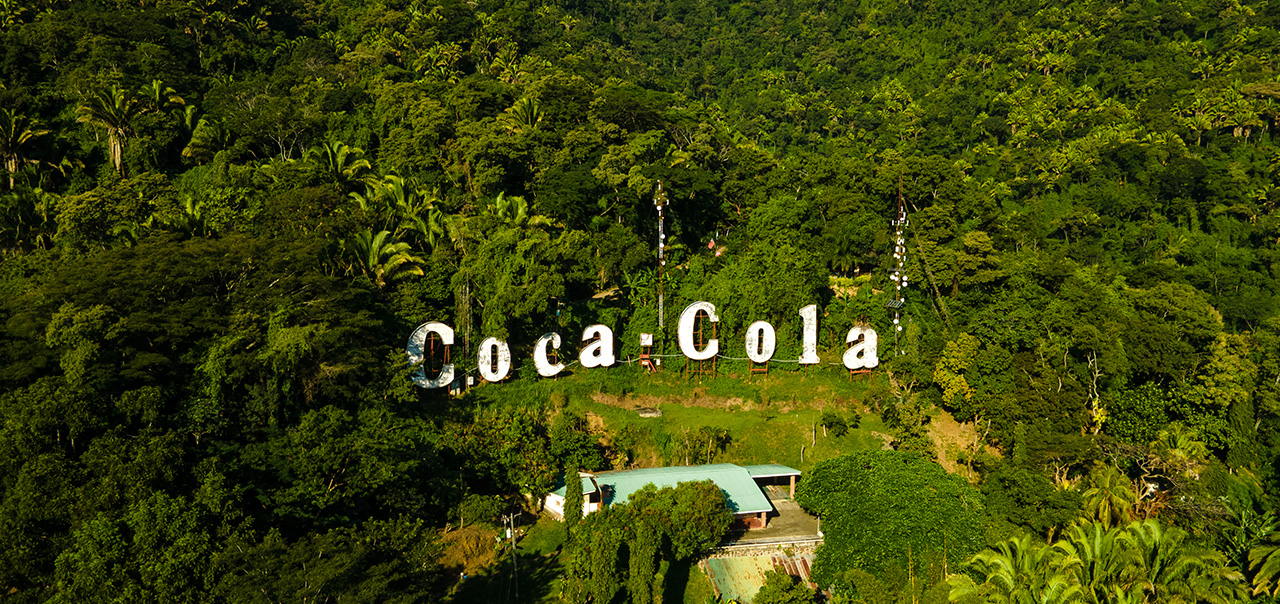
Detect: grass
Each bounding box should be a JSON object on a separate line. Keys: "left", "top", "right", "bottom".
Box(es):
{"left": 466, "top": 360, "right": 893, "bottom": 471}
{"left": 449, "top": 516, "right": 566, "bottom": 604}
{"left": 518, "top": 515, "right": 566, "bottom": 557}
{"left": 578, "top": 397, "right": 888, "bottom": 470}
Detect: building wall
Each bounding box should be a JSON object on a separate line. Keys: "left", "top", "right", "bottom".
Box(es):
{"left": 544, "top": 493, "right": 598, "bottom": 520}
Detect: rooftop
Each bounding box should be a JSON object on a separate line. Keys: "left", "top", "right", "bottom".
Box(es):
{"left": 552, "top": 463, "right": 784, "bottom": 515}
{"left": 742, "top": 464, "right": 802, "bottom": 478}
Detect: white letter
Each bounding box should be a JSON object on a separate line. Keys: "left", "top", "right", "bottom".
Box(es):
{"left": 744, "top": 321, "right": 776, "bottom": 363}
{"left": 407, "top": 322, "right": 454, "bottom": 388}
{"left": 477, "top": 337, "right": 511, "bottom": 382}
{"left": 843, "top": 327, "right": 879, "bottom": 370}
{"left": 798, "top": 304, "right": 820, "bottom": 364}
{"left": 534, "top": 332, "right": 565, "bottom": 377}
{"left": 580, "top": 325, "right": 616, "bottom": 368}
{"left": 678, "top": 301, "right": 719, "bottom": 361}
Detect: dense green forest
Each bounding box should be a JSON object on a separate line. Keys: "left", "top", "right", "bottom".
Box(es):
{"left": 3, "top": 0, "right": 1280, "bottom": 601}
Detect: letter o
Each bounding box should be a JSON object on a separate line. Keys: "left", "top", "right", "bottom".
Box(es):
{"left": 477, "top": 337, "right": 511, "bottom": 382}
{"left": 744, "top": 321, "right": 777, "bottom": 364}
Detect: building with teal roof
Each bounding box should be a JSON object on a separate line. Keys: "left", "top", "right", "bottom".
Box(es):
{"left": 545, "top": 463, "right": 801, "bottom": 530}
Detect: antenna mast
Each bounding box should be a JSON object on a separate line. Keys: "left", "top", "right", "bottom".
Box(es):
{"left": 655, "top": 181, "right": 669, "bottom": 330}
{"left": 889, "top": 177, "right": 909, "bottom": 354}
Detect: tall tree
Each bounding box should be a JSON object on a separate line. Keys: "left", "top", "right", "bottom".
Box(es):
{"left": 76, "top": 85, "right": 144, "bottom": 176}
{"left": 563, "top": 464, "right": 583, "bottom": 537}
{"left": 0, "top": 109, "right": 47, "bottom": 189}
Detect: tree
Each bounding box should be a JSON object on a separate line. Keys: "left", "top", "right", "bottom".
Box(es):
{"left": 50, "top": 492, "right": 215, "bottom": 604}
{"left": 796, "top": 450, "right": 985, "bottom": 586}
{"left": 564, "top": 464, "right": 583, "bottom": 536}
{"left": 138, "top": 79, "right": 184, "bottom": 113}
{"left": 1080, "top": 464, "right": 1137, "bottom": 527}
{"left": 76, "top": 85, "right": 145, "bottom": 176}
{"left": 306, "top": 141, "right": 373, "bottom": 192}
{"left": 820, "top": 411, "right": 849, "bottom": 437}
{"left": 754, "top": 570, "right": 818, "bottom": 604}
{"left": 1124, "top": 519, "right": 1244, "bottom": 603}
{"left": 1053, "top": 521, "right": 1133, "bottom": 603}
{"left": 563, "top": 481, "right": 731, "bottom": 604}
{"left": 0, "top": 109, "right": 47, "bottom": 189}
{"left": 949, "top": 533, "right": 1082, "bottom": 604}
{"left": 347, "top": 230, "right": 426, "bottom": 288}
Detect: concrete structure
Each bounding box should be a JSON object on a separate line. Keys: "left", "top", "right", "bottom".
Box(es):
{"left": 546, "top": 463, "right": 801, "bottom": 530}
{"left": 742, "top": 464, "right": 802, "bottom": 498}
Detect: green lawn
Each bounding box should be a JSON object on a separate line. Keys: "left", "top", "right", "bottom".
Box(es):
{"left": 470, "top": 361, "right": 892, "bottom": 471}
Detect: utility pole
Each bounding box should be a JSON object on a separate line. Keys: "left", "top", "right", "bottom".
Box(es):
{"left": 503, "top": 512, "right": 519, "bottom": 601}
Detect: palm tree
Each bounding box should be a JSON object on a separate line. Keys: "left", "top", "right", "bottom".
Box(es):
{"left": 182, "top": 117, "right": 233, "bottom": 163}
{"left": 149, "top": 196, "right": 211, "bottom": 237}
{"left": 0, "top": 185, "right": 56, "bottom": 253}
{"left": 1054, "top": 521, "right": 1134, "bottom": 602}
{"left": 0, "top": 109, "right": 48, "bottom": 189}
{"left": 347, "top": 230, "right": 425, "bottom": 288}
{"left": 1123, "top": 519, "right": 1244, "bottom": 603}
{"left": 403, "top": 206, "right": 446, "bottom": 250}
{"left": 306, "top": 141, "right": 373, "bottom": 192}
{"left": 1151, "top": 423, "right": 1209, "bottom": 479}
{"left": 487, "top": 192, "right": 553, "bottom": 229}
{"left": 76, "top": 84, "right": 144, "bottom": 176}
{"left": 953, "top": 533, "right": 1085, "bottom": 604}
{"left": 1080, "top": 464, "right": 1138, "bottom": 527}
{"left": 502, "top": 97, "right": 544, "bottom": 134}
{"left": 349, "top": 174, "right": 445, "bottom": 247}
{"left": 138, "top": 79, "right": 184, "bottom": 113}
{"left": 1249, "top": 530, "right": 1280, "bottom": 596}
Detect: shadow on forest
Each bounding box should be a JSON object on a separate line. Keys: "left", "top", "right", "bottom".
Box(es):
{"left": 447, "top": 550, "right": 564, "bottom": 604}
{"left": 662, "top": 558, "right": 694, "bottom": 604}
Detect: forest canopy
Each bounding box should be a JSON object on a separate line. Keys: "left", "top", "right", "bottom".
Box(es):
{"left": 2, "top": 0, "right": 1280, "bottom": 601}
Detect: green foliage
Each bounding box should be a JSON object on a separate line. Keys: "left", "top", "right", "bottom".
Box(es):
{"left": 981, "top": 463, "right": 1082, "bottom": 538}
{"left": 1106, "top": 383, "right": 1170, "bottom": 445}
{"left": 564, "top": 465, "right": 584, "bottom": 536}
{"left": 565, "top": 481, "right": 731, "bottom": 604}
{"left": 820, "top": 411, "right": 849, "bottom": 438}
{"left": 955, "top": 520, "right": 1248, "bottom": 604}
{"left": 796, "top": 450, "right": 984, "bottom": 587}
{"left": 2, "top": 0, "right": 1280, "bottom": 598}
{"left": 753, "top": 570, "right": 818, "bottom": 604}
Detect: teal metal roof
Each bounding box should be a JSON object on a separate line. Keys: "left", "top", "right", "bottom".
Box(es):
{"left": 550, "top": 473, "right": 598, "bottom": 498}
{"left": 742, "top": 464, "right": 801, "bottom": 478}
{"left": 594, "top": 463, "right": 773, "bottom": 514}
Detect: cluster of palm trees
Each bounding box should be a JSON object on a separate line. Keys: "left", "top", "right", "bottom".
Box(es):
{"left": 951, "top": 520, "right": 1247, "bottom": 604}
{"left": 74, "top": 80, "right": 185, "bottom": 176}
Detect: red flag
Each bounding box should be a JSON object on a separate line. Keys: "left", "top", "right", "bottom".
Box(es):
{"left": 707, "top": 239, "right": 716, "bottom": 249}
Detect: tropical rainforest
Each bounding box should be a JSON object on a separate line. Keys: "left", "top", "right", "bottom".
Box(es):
{"left": 2, "top": 0, "right": 1280, "bottom": 601}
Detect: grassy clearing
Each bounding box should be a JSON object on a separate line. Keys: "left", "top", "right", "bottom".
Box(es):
{"left": 449, "top": 516, "right": 567, "bottom": 604}
{"left": 578, "top": 397, "right": 888, "bottom": 470}
{"left": 518, "top": 515, "right": 566, "bottom": 557}
{"left": 469, "top": 361, "right": 894, "bottom": 471}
